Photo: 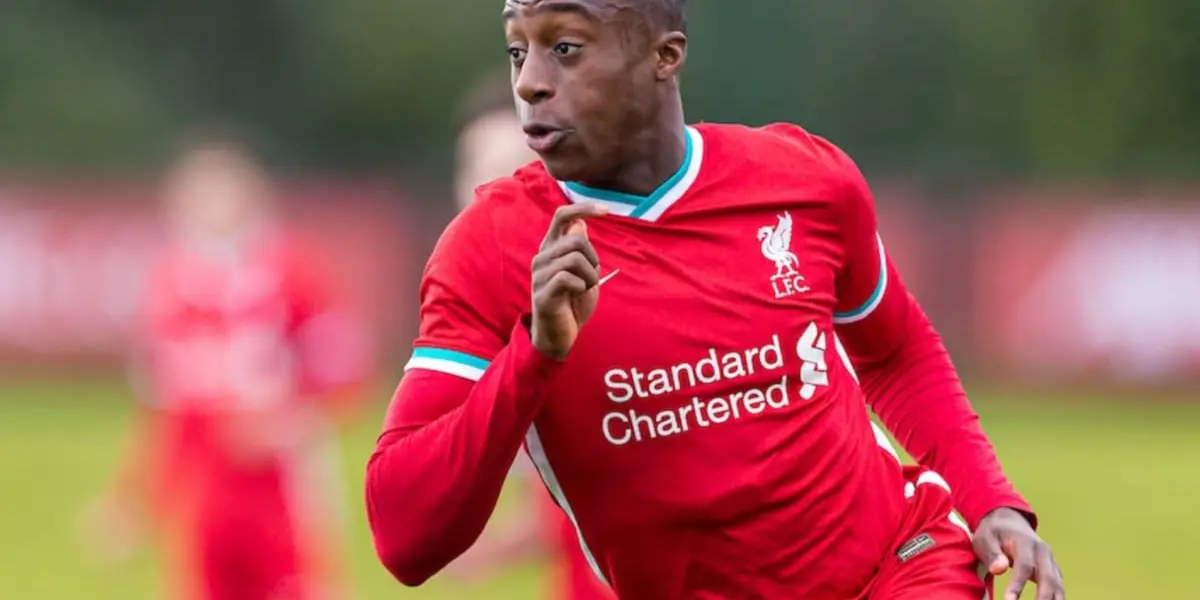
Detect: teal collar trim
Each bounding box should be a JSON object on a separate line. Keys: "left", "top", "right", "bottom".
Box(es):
{"left": 558, "top": 126, "right": 704, "bottom": 222}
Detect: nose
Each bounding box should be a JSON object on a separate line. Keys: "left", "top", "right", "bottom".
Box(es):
{"left": 514, "top": 52, "right": 555, "bottom": 105}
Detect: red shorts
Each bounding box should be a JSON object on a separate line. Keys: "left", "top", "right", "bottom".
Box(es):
{"left": 195, "top": 485, "right": 304, "bottom": 600}
{"left": 862, "top": 468, "right": 993, "bottom": 600}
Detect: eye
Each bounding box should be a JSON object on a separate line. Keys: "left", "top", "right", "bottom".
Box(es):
{"left": 552, "top": 42, "right": 582, "bottom": 57}
{"left": 507, "top": 46, "right": 527, "bottom": 64}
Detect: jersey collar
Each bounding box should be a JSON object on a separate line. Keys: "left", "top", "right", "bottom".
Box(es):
{"left": 557, "top": 126, "right": 704, "bottom": 222}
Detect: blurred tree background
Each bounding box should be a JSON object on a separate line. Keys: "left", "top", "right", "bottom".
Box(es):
{"left": 1, "top": 0, "right": 1197, "bottom": 184}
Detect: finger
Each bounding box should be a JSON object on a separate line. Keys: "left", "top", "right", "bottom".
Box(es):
{"left": 532, "top": 234, "right": 601, "bottom": 271}
{"left": 532, "top": 253, "right": 600, "bottom": 291}
{"left": 973, "top": 531, "right": 1009, "bottom": 575}
{"left": 1033, "top": 546, "right": 1065, "bottom": 600}
{"left": 1004, "top": 541, "right": 1037, "bottom": 600}
{"left": 541, "top": 203, "right": 608, "bottom": 248}
{"left": 535, "top": 271, "right": 589, "bottom": 305}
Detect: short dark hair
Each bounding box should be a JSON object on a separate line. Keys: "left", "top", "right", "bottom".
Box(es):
{"left": 615, "top": 0, "right": 686, "bottom": 47}
{"left": 453, "top": 69, "right": 517, "bottom": 137}
{"left": 652, "top": 0, "right": 687, "bottom": 34}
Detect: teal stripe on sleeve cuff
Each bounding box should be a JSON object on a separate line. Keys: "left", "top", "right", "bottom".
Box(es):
{"left": 833, "top": 233, "right": 888, "bottom": 324}
{"left": 405, "top": 347, "right": 493, "bottom": 381}
{"left": 410, "top": 347, "right": 491, "bottom": 370}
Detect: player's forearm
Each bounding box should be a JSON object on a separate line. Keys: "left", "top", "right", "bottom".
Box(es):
{"left": 366, "top": 330, "right": 561, "bottom": 586}
{"left": 455, "top": 508, "right": 549, "bottom": 573}
{"left": 108, "top": 458, "right": 149, "bottom": 512}
{"left": 858, "top": 301, "right": 1034, "bottom": 530}
{"left": 107, "top": 410, "right": 155, "bottom": 508}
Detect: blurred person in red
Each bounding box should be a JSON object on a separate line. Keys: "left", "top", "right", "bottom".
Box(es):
{"left": 82, "top": 128, "right": 371, "bottom": 600}
{"left": 442, "top": 71, "right": 614, "bottom": 600}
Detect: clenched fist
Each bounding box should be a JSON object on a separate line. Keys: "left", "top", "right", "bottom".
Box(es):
{"left": 530, "top": 203, "right": 608, "bottom": 359}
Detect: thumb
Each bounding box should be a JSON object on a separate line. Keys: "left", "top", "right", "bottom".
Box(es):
{"left": 989, "top": 553, "right": 1011, "bottom": 576}
{"left": 567, "top": 220, "right": 588, "bottom": 237}
{"left": 975, "top": 531, "right": 1009, "bottom": 575}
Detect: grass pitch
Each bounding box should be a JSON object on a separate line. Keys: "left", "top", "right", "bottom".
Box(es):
{"left": 0, "top": 377, "right": 1194, "bottom": 599}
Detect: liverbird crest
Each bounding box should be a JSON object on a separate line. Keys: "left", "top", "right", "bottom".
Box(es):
{"left": 758, "top": 212, "right": 800, "bottom": 280}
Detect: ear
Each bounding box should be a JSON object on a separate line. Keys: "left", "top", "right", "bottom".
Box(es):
{"left": 654, "top": 32, "right": 687, "bottom": 81}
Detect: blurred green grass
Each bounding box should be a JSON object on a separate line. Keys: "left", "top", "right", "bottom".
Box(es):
{"left": 0, "top": 376, "right": 1195, "bottom": 599}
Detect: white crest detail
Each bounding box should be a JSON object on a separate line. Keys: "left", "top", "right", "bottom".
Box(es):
{"left": 757, "top": 212, "right": 800, "bottom": 279}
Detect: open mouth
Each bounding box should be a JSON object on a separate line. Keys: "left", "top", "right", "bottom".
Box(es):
{"left": 523, "top": 124, "right": 570, "bottom": 153}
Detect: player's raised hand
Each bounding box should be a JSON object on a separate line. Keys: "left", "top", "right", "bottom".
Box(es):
{"left": 530, "top": 203, "right": 608, "bottom": 359}
{"left": 974, "top": 507, "right": 1065, "bottom": 600}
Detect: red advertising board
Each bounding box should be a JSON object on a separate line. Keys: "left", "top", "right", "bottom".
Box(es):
{"left": 873, "top": 183, "right": 928, "bottom": 299}
{"left": 0, "top": 181, "right": 416, "bottom": 367}
{"left": 972, "top": 186, "right": 1200, "bottom": 384}
{"left": 6, "top": 178, "right": 1194, "bottom": 386}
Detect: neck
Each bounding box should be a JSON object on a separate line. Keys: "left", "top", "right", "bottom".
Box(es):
{"left": 180, "top": 218, "right": 266, "bottom": 260}
{"left": 583, "top": 102, "right": 687, "bottom": 197}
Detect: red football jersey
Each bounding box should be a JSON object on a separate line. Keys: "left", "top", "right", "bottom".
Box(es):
{"left": 369, "top": 123, "right": 1029, "bottom": 599}
{"left": 534, "top": 482, "right": 616, "bottom": 600}
{"left": 136, "top": 225, "right": 367, "bottom": 514}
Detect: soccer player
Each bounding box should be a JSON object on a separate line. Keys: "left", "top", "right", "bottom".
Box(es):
{"left": 84, "top": 131, "right": 369, "bottom": 600}
{"left": 366, "top": 1, "right": 1066, "bottom": 599}
{"left": 443, "top": 71, "right": 615, "bottom": 600}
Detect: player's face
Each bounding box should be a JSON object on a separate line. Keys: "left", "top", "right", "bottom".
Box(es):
{"left": 165, "top": 147, "right": 272, "bottom": 240}
{"left": 455, "top": 109, "right": 538, "bottom": 211}
{"left": 503, "top": 0, "right": 660, "bottom": 182}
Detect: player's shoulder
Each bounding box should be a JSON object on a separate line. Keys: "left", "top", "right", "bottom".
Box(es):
{"left": 141, "top": 247, "right": 180, "bottom": 307}
{"left": 472, "top": 160, "right": 560, "bottom": 217}
{"left": 438, "top": 162, "right": 556, "bottom": 254}
{"left": 695, "top": 122, "right": 865, "bottom": 213}
{"left": 426, "top": 161, "right": 555, "bottom": 282}
{"left": 255, "top": 225, "right": 316, "bottom": 263}
{"left": 696, "top": 122, "right": 855, "bottom": 185}
{"left": 257, "top": 226, "right": 341, "bottom": 288}
{"left": 140, "top": 245, "right": 204, "bottom": 324}
{"left": 699, "top": 121, "right": 856, "bottom": 172}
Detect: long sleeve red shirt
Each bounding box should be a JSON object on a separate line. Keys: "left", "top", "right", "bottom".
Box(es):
{"left": 366, "top": 122, "right": 1033, "bottom": 595}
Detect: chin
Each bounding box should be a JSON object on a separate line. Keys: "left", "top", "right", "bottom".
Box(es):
{"left": 538, "top": 154, "right": 589, "bottom": 183}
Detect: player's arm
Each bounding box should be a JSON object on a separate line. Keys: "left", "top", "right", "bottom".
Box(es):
{"left": 224, "top": 245, "right": 376, "bottom": 465}
{"left": 825, "top": 148, "right": 1032, "bottom": 529}
{"left": 78, "top": 299, "right": 164, "bottom": 565}
{"left": 367, "top": 328, "right": 559, "bottom": 587}
{"left": 108, "top": 347, "right": 159, "bottom": 509}
{"left": 827, "top": 146, "right": 1065, "bottom": 599}
{"left": 445, "top": 463, "right": 553, "bottom": 582}
{"left": 106, "top": 265, "right": 183, "bottom": 514}
{"left": 289, "top": 244, "right": 375, "bottom": 422}
{"left": 366, "top": 201, "right": 604, "bottom": 587}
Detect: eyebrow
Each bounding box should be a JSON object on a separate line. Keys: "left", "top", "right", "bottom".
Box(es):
{"left": 503, "top": 1, "right": 601, "bottom": 22}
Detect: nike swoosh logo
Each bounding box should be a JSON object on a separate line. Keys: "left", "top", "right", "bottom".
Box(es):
{"left": 597, "top": 269, "right": 621, "bottom": 286}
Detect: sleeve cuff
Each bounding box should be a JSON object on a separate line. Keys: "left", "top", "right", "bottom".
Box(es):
{"left": 966, "top": 496, "right": 1038, "bottom": 532}
{"left": 508, "top": 314, "right": 567, "bottom": 379}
